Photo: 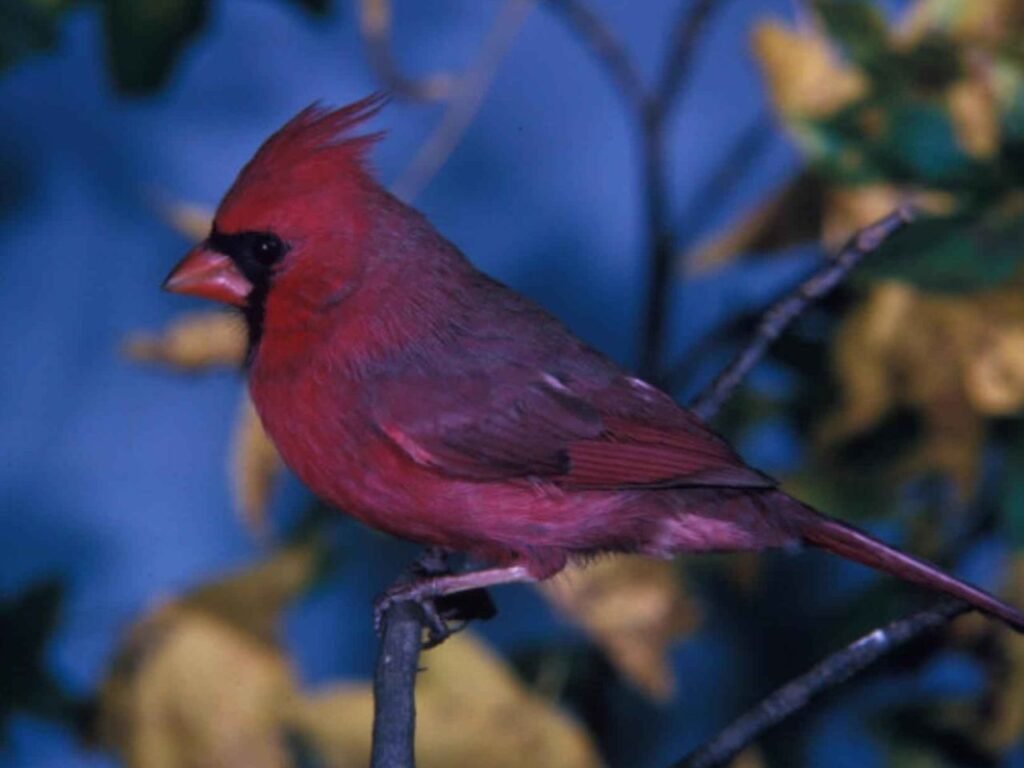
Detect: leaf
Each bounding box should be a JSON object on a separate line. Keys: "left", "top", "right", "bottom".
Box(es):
{"left": 185, "top": 539, "right": 326, "bottom": 645}
{"left": 855, "top": 207, "right": 1024, "bottom": 291}
{"left": 231, "top": 395, "right": 283, "bottom": 538}
{"left": 685, "top": 172, "right": 825, "bottom": 272}
{"left": 948, "top": 73, "right": 1001, "bottom": 159}
{"left": 160, "top": 200, "right": 212, "bottom": 242}
{"left": 538, "top": 556, "right": 699, "bottom": 700}
{"left": 814, "top": 0, "right": 891, "bottom": 76}
{"left": 819, "top": 280, "right": 1024, "bottom": 496}
{"left": 284, "top": 632, "right": 603, "bottom": 768}
{"left": 96, "top": 542, "right": 324, "bottom": 767}
{"left": 1001, "top": 430, "right": 1024, "bottom": 550}
{"left": 123, "top": 311, "right": 247, "bottom": 370}
{"left": 0, "top": 0, "right": 73, "bottom": 72}
{"left": 98, "top": 608, "right": 296, "bottom": 768}
{"left": 751, "top": 21, "right": 867, "bottom": 122}
{"left": 0, "top": 580, "right": 73, "bottom": 737}
{"left": 102, "top": 0, "right": 208, "bottom": 94}
{"left": 977, "top": 554, "right": 1024, "bottom": 751}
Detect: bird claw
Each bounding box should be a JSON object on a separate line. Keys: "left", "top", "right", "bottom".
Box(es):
{"left": 373, "top": 583, "right": 456, "bottom": 649}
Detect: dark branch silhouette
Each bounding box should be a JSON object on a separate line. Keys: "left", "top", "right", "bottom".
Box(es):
{"left": 689, "top": 205, "right": 915, "bottom": 421}
{"left": 672, "top": 600, "right": 970, "bottom": 768}
{"left": 370, "top": 599, "right": 425, "bottom": 768}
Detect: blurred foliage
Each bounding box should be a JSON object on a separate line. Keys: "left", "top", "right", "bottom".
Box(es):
{"left": 96, "top": 540, "right": 602, "bottom": 768}
{"left": 682, "top": 0, "right": 1024, "bottom": 764}
{"left": 0, "top": 580, "right": 79, "bottom": 739}
{"left": 0, "top": 0, "right": 329, "bottom": 93}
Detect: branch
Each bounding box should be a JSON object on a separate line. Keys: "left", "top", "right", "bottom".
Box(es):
{"left": 391, "top": 0, "right": 534, "bottom": 201}
{"left": 358, "top": 0, "right": 453, "bottom": 102}
{"left": 689, "top": 206, "right": 915, "bottom": 421}
{"left": 671, "top": 600, "right": 970, "bottom": 768}
{"left": 543, "top": 0, "right": 648, "bottom": 113}
{"left": 657, "top": 0, "right": 727, "bottom": 117}
{"left": 638, "top": 0, "right": 730, "bottom": 380}
{"left": 370, "top": 599, "right": 424, "bottom": 768}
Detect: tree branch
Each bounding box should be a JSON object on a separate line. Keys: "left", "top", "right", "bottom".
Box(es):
{"left": 370, "top": 599, "right": 425, "bottom": 768}
{"left": 689, "top": 206, "right": 915, "bottom": 421}
{"left": 671, "top": 600, "right": 970, "bottom": 768}
{"left": 358, "top": 0, "right": 454, "bottom": 102}
{"left": 543, "top": 0, "right": 648, "bottom": 113}
{"left": 391, "top": 0, "right": 534, "bottom": 201}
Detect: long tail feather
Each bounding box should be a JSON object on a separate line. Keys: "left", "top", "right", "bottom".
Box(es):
{"left": 774, "top": 494, "right": 1024, "bottom": 632}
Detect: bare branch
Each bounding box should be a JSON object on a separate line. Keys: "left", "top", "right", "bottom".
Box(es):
{"left": 689, "top": 206, "right": 915, "bottom": 421}
{"left": 543, "top": 0, "right": 648, "bottom": 113}
{"left": 358, "top": 0, "right": 454, "bottom": 102}
{"left": 370, "top": 599, "right": 424, "bottom": 768}
{"left": 391, "top": 0, "right": 534, "bottom": 201}
{"left": 671, "top": 600, "right": 970, "bottom": 768}
{"left": 657, "top": 0, "right": 729, "bottom": 118}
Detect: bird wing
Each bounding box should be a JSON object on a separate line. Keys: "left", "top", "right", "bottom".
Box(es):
{"left": 371, "top": 363, "right": 773, "bottom": 490}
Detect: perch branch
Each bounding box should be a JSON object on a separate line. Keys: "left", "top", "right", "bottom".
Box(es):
{"left": 671, "top": 600, "right": 970, "bottom": 768}
{"left": 689, "top": 205, "right": 915, "bottom": 421}
{"left": 370, "top": 599, "right": 425, "bottom": 768}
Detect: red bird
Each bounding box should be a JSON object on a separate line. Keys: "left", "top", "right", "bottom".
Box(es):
{"left": 164, "top": 95, "right": 1024, "bottom": 634}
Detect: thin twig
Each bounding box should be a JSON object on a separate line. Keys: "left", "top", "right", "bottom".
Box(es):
{"left": 358, "top": 0, "right": 454, "bottom": 102}
{"left": 543, "top": 0, "right": 648, "bottom": 113}
{"left": 391, "top": 0, "right": 534, "bottom": 201}
{"left": 689, "top": 206, "right": 915, "bottom": 421}
{"left": 370, "top": 599, "right": 424, "bottom": 768}
{"left": 657, "top": 0, "right": 726, "bottom": 117}
{"left": 671, "top": 600, "right": 970, "bottom": 768}
{"left": 638, "top": 0, "right": 730, "bottom": 380}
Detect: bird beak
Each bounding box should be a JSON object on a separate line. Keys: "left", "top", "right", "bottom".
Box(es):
{"left": 162, "top": 245, "right": 252, "bottom": 307}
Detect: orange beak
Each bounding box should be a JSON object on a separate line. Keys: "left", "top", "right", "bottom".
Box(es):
{"left": 162, "top": 245, "right": 252, "bottom": 307}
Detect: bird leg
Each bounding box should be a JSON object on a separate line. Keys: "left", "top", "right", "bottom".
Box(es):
{"left": 374, "top": 563, "right": 535, "bottom": 647}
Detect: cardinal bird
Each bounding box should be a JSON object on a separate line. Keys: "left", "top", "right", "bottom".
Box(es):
{"left": 164, "top": 95, "right": 1024, "bottom": 635}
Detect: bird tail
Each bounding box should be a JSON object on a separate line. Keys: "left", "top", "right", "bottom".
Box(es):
{"left": 766, "top": 491, "right": 1024, "bottom": 632}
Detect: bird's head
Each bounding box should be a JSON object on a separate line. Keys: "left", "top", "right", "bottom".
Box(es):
{"left": 163, "top": 94, "right": 387, "bottom": 350}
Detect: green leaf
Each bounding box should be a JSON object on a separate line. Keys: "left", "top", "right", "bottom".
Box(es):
{"left": 814, "top": 0, "right": 890, "bottom": 76}
{"left": 855, "top": 211, "right": 1024, "bottom": 292}
{"left": 102, "top": 0, "right": 208, "bottom": 94}
{"left": 1001, "top": 425, "right": 1024, "bottom": 550}
{"left": 0, "top": 0, "right": 73, "bottom": 72}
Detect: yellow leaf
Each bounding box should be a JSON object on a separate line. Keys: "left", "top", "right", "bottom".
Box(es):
{"left": 751, "top": 21, "right": 866, "bottom": 121}
{"left": 948, "top": 74, "right": 1000, "bottom": 159}
{"left": 538, "top": 556, "right": 699, "bottom": 700}
{"left": 285, "top": 632, "right": 604, "bottom": 768}
{"left": 685, "top": 172, "right": 824, "bottom": 272}
{"left": 99, "top": 609, "right": 296, "bottom": 768}
{"left": 184, "top": 540, "right": 324, "bottom": 645}
{"left": 161, "top": 200, "right": 213, "bottom": 242}
{"left": 899, "top": 0, "right": 1024, "bottom": 48}
{"left": 819, "top": 281, "right": 1024, "bottom": 496}
{"left": 124, "top": 311, "right": 247, "bottom": 371}
{"left": 96, "top": 542, "right": 327, "bottom": 767}
{"left": 231, "top": 395, "right": 283, "bottom": 538}
{"left": 821, "top": 186, "right": 954, "bottom": 251}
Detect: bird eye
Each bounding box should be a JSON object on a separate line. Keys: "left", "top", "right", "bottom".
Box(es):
{"left": 252, "top": 234, "right": 285, "bottom": 263}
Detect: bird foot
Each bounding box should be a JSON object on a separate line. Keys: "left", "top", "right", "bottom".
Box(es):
{"left": 374, "top": 549, "right": 498, "bottom": 649}
{"left": 372, "top": 581, "right": 452, "bottom": 651}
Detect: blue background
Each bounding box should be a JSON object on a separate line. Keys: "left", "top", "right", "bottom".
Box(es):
{"left": 3, "top": 1, "right": 986, "bottom": 766}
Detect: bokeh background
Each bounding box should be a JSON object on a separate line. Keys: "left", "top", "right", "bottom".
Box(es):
{"left": 5, "top": 1, "right": 1024, "bottom": 766}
